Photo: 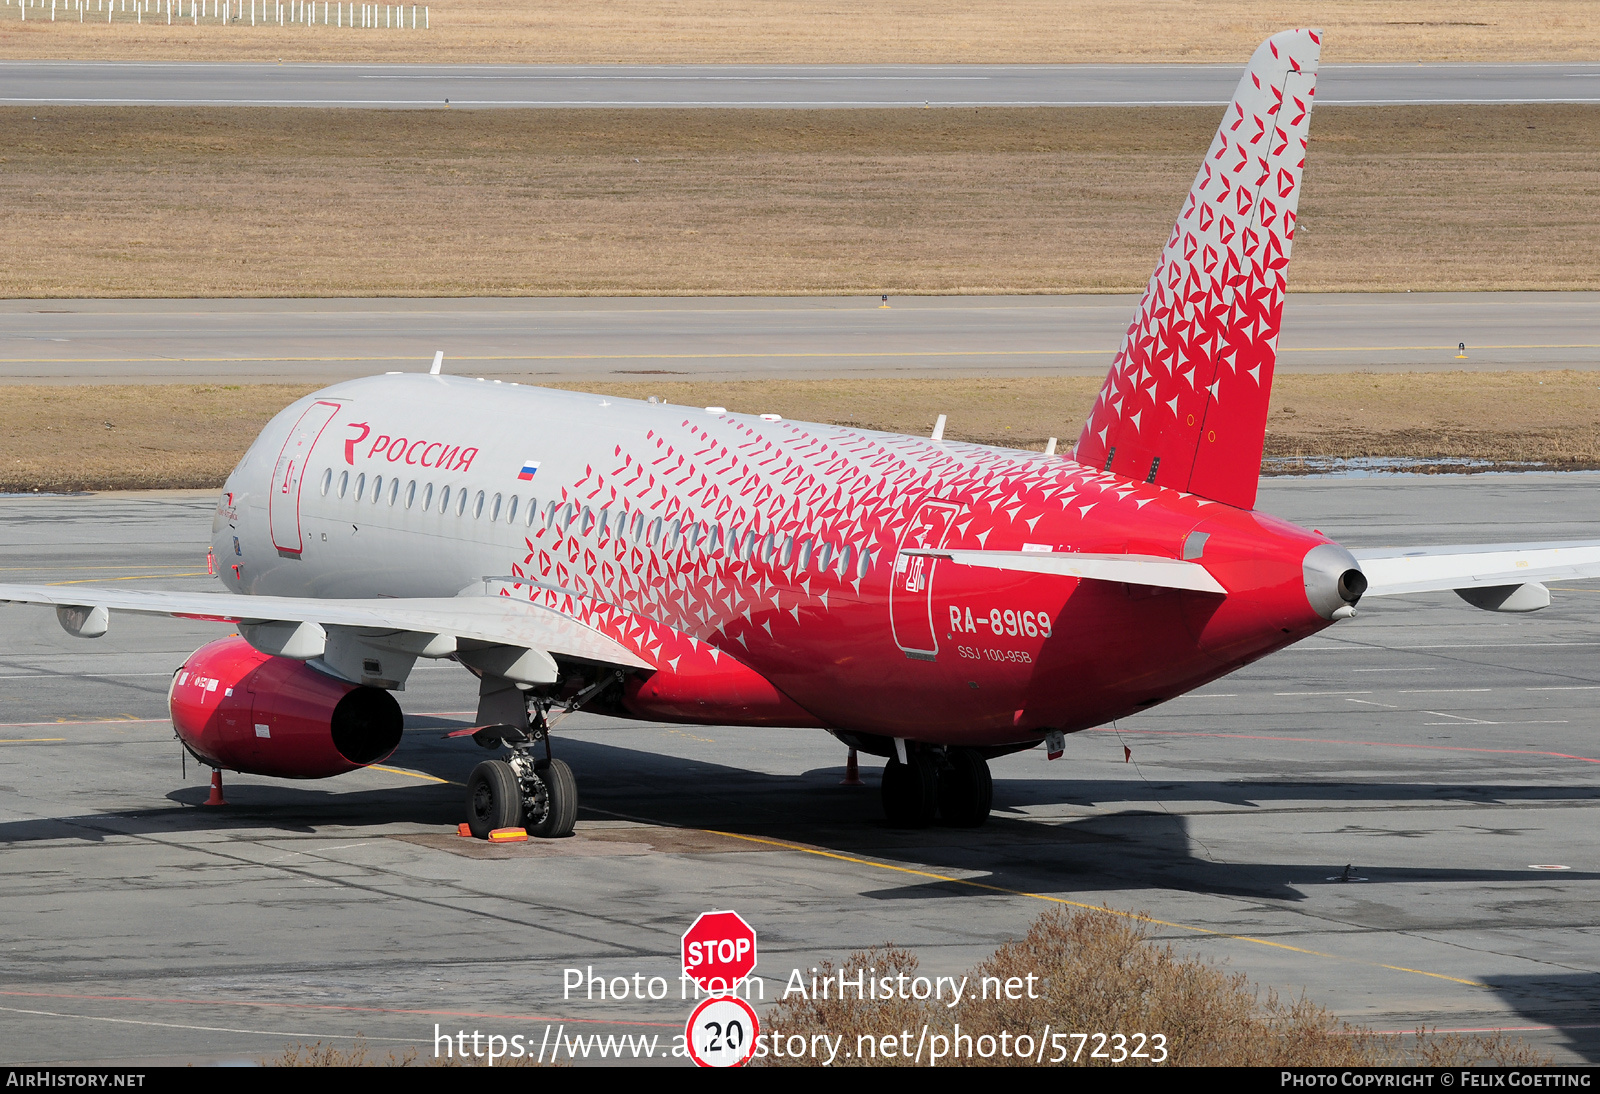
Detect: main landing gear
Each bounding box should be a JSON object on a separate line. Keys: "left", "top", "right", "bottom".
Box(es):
{"left": 881, "top": 746, "right": 993, "bottom": 828}
{"left": 464, "top": 714, "right": 580, "bottom": 840}
{"left": 458, "top": 671, "right": 620, "bottom": 839}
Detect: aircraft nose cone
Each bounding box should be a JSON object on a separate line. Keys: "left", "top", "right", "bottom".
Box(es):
{"left": 1303, "top": 542, "right": 1366, "bottom": 620}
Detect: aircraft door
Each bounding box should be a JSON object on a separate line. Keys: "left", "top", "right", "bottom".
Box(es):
{"left": 269, "top": 400, "right": 341, "bottom": 555}
{"left": 889, "top": 500, "right": 959, "bottom": 660}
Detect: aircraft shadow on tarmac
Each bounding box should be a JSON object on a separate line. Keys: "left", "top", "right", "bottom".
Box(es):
{"left": 1482, "top": 974, "right": 1600, "bottom": 1063}
{"left": 4, "top": 724, "right": 1594, "bottom": 908}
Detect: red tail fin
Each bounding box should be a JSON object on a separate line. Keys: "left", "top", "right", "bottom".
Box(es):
{"left": 1073, "top": 29, "right": 1321, "bottom": 510}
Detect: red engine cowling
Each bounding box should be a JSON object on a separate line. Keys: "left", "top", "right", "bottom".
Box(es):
{"left": 169, "top": 635, "right": 403, "bottom": 778}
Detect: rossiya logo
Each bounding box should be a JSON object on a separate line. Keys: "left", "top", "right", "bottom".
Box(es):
{"left": 681, "top": 910, "right": 760, "bottom": 1068}
{"left": 342, "top": 420, "right": 478, "bottom": 471}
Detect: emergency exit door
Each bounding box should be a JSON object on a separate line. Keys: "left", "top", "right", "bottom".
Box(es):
{"left": 889, "top": 500, "right": 959, "bottom": 660}
{"left": 269, "top": 400, "right": 341, "bottom": 555}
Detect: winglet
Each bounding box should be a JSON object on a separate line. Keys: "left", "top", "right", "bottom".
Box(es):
{"left": 1073, "top": 29, "right": 1322, "bottom": 510}
{"left": 429, "top": 351, "right": 444, "bottom": 375}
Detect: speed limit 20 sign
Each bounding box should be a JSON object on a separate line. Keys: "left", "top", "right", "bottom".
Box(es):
{"left": 686, "top": 996, "right": 760, "bottom": 1068}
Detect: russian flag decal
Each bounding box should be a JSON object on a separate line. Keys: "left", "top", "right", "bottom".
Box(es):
{"left": 518, "top": 460, "right": 540, "bottom": 481}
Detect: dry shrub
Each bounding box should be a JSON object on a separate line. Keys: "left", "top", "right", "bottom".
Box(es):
{"left": 267, "top": 1035, "right": 550, "bottom": 1067}
{"left": 764, "top": 947, "right": 931, "bottom": 1068}
{"left": 267, "top": 1037, "right": 420, "bottom": 1067}
{"left": 761, "top": 907, "right": 1549, "bottom": 1067}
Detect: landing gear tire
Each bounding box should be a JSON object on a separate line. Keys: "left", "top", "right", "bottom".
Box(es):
{"left": 525, "top": 758, "right": 579, "bottom": 839}
{"left": 466, "top": 759, "right": 523, "bottom": 838}
{"left": 938, "top": 748, "right": 993, "bottom": 827}
{"left": 881, "top": 753, "right": 939, "bottom": 827}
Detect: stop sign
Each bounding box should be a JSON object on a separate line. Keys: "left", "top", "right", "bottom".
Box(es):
{"left": 681, "top": 910, "right": 758, "bottom": 993}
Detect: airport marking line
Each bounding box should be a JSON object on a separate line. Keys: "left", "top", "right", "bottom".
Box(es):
{"left": 0, "top": 990, "right": 675, "bottom": 1029}
{"left": 699, "top": 828, "right": 1483, "bottom": 988}
{"left": 367, "top": 763, "right": 456, "bottom": 785}
{"left": 0, "top": 344, "right": 1595, "bottom": 366}
{"left": 1097, "top": 727, "right": 1600, "bottom": 765}
{"left": 0, "top": 738, "right": 66, "bottom": 744}
{"left": 47, "top": 572, "right": 210, "bottom": 585}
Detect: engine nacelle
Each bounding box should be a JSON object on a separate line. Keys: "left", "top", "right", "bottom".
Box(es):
{"left": 170, "top": 635, "right": 403, "bottom": 778}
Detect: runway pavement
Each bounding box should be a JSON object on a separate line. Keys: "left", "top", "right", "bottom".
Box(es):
{"left": 0, "top": 61, "right": 1596, "bottom": 108}
{"left": 0, "top": 476, "right": 1597, "bottom": 1064}
{"left": 0, "top": 293, "right": 1595, "bottom": 386}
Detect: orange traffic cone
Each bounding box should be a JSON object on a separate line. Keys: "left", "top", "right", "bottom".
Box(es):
{"left": 204, "top": 769, "right": 227, "bottom": 806}
{"left": 840, "top": 747, "right": 864, "bottom": 786}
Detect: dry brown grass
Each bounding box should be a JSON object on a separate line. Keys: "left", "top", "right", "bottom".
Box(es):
{"left": 0, "top": 1, "right": 1595, "bottom": 63}
{"left": 3, "top": 104, "right": 1596, "bottom": 297}
{"left": 760, "top": 906, "right": 1548, "bottom": 1066}
{"left": 7, "top": 371, "right": 1599, "bottom": 492}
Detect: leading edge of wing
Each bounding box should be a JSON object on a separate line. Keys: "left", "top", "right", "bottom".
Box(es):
{"left": 1352, "top": 540, "right": 1600, "bottom": 596}
{"left": 0, "top": 584, "right": 653, "bottom": 670}
{"left": 901, "top": 549, "right": 1226, "bottom": 594}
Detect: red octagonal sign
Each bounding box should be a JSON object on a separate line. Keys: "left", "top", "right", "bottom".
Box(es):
{"left": 681, "top": 910, "right": 758, "bottom": 994}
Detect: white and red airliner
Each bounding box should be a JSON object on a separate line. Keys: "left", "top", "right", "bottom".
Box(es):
{"left": 6, "top": 30, "right": 1599, "bottom": 836}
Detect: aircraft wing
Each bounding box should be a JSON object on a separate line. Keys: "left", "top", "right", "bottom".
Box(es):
{"left": 0, "top": 583, "right": 653, "bottom": 669}
{"left": 1352, "top": 541, "right": 1600, "bottom": 596}
{"left": 901, "top": 549, "right": 1226, "bottom": 594}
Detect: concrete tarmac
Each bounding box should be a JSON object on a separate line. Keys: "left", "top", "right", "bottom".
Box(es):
{"left": 0, "top": 61, "right": 1596, "bottom": 108}
{"left": 1, "top": 293, "right": 1595, "bottom": 386}
{"left": 0, "top": 476, "right": 1597, "bottom": 1064}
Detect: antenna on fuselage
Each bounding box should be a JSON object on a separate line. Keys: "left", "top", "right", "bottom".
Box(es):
{"left": 429, "top": 351, "right": 444, "bottom": 376}
{"left": 931, "top": 414, "right": 947, "bottom": 441}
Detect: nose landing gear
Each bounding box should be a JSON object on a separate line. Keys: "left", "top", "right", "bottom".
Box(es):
{"left": 880, "top": 746, "right": 992, "bottom": 828}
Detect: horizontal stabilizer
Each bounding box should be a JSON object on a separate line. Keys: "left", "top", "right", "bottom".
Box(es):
{"left": 0, "top": 584, "right": 654, "bottom": 670}
{"left": 902, "top": 549, "right": 1225, "bottom": 594}
{"left": 1354, "top": 541, "right": 1600, "bottom": 597}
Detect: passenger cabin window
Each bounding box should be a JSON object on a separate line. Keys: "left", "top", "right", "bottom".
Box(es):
{"left": 371, "top": 475, "right": 384, "bottom": 504}
{"left": 526, "top": 498, "right": 540, "bottom": 527}
{"left": 320, "top": 468, "right": 333, "bottom": 496}
{"left": 490, "top": 493, "right": 502, "bottom": 522}
{"left": 780, "top": 535, "right": 794, "bottom": 566}
{"left": 404, "top": 481, "right": 416, "bottom": 509}
{"left": 354, "top": 473, "right": 367, "bottom": 501}
{"left": 507, "top": 496, "right": 518, "bottom": 525}
{"left": 338, "top": 470, "right": 349, "bottom": 499}
{"left": 422, "top": 483, "right": 434, "bottom": 511}
{"left": 838, "top": 544, "right": 853, "bottom": 575}
{"left": 473, "top": 491, "right": 486, "bottom": 519}
{"left": 797, "top": 538, "right": 812, "bottom": 569}
{"left": 581, "top": 507, "right": 595, "bottom": 536}
{"left": 388, "top": 478, "right": 400, "bottom": 506}
{"left": 456, "top": 489, "right": 469, "bottom": 517}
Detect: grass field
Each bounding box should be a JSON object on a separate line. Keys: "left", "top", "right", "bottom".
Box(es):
{"left": 0, "top": 1, "right": 1593, "bottom": 63}
{"left": 7, "top": 371, "right": 1597, "bottom": 492}
{"left": 5, "top": 104, "right": 1596, "bottom": 298}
